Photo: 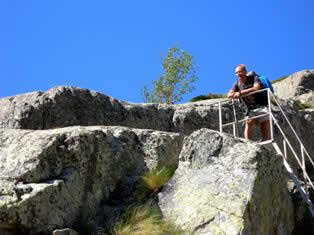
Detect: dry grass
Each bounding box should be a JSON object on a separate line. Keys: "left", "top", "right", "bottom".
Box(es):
{"left": 113, "top": 206, "right": 185, "bottom": 235}
{"left": 112, "top": 167, "right": 182, "bottom": 235}
{"left": 141, "top": 166, "right": 175, "bottom": 192}
{"left": 271, "top": 75, "right": 288, "bottom": 84}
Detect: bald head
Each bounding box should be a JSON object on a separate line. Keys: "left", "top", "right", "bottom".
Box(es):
{"left": 235, "top": 64, "right": 247, "bottom": 80}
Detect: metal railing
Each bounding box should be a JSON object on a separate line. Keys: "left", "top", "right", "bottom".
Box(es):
{"left": 218, "top": 88, "right": 274, "bottom": 144}
{"left": 217, "top": 88, "right": 314, "bottom": 216}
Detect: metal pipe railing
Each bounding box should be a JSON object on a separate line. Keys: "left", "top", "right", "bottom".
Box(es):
{"left": 232, "top": 99, "right": 239, "bottom": 137}
{"left": 219, "top": 101, "right": 222, "bottom": 133}
{"left": 267, "top": 88, "right": 274, "bottom": 140}
{"left": 219, "top": 88, "right": 313, "bottom": 168}
{"left": 216, "top": 88, "right": 313, "bottom": 170}
{"left": 269, "top": 92, "right": 314, "bottom": 168}
{"left": 217, "top": 88, "right": 314, "bottom": 216}
{"left": 222, "top": 113, "right": 270, "bottom": 127}
{"left": 273, "top": 142, "right": 314, "bottom": 216}
{"left": 271, "top": 112, "right": 314, "bottom": 190}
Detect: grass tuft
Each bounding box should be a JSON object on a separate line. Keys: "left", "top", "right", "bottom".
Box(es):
{"left": 113, "top": 206, "right": 185, "bottom": 235}
{"left": 141, "top": 166, "right": 176, "bottom": 192}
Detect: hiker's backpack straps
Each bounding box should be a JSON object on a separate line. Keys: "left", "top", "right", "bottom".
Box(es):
{"left": 247, "top": 71, "right": 274, "bottom": 93}
{"left": 258, "top": 75, "right": 274, "bottom": 93}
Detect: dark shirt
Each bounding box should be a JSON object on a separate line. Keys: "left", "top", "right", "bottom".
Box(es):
{"left": 232, "top": 75, "right": 268, "bottom": 111}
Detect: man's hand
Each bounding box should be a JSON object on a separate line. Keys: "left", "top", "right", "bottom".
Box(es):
{"left": 232, "top": 92, "right": 241, "bottom": 99}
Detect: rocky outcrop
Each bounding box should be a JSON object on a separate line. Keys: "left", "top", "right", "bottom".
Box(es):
{"left": 273, "top": 70, "right": 314, "bottom": 99}
{"left": 0, "top": 85, "right": 312, "bottom": 172}
{"left": 0, "top": 126, "right": 183, "bottom": 234}
{"left": 1, "top": 86, "right": 312, "bottom": 150}
{"left": 0, "top": 86, "right": 174, "bottom": 132}
{"left": 296, "top": 92, "right": 314, "bottom": 108}
{"left": 158, "top": 129, "right": 294, "bottom": 235}
{"left": 1, "top": 78, "right": 313, "bottom": 234}
{"left": 0, "top": 86, "right": 234, "bottom": 136}
{"left": 0, "top": 125, "right": 296, "bottom": 235}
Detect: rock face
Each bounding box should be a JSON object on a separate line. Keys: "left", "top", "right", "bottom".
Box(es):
{"left": 0, "top": 86, "right": 234, "bottom": 135}
{"left": 1, "top": 78, "right": 312, "bottom": 234}
{"left": 273, "top": 70, "right": 314, "bottom": 99}
{"left": 0, "top": 126, "right": 182, "bottom": 234}
{"left": 297, "top": 91, "right": 314, "bottom": 107}
{"left": 0, "top": 86, "right": 174, "bottom": 132}
{"left": 1, "top": 86, "right": 312, "bottom": 159}
{"left": 158, "top": 129, "right": 294, "bottom": 235}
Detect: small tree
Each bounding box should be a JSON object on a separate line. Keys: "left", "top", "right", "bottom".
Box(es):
{"left": 142, "top": 47, "right": 198, "bottom": 104}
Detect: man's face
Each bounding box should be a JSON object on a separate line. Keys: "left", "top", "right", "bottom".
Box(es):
{"left": 235, "top": 67, "right": 246, "bottom": 80}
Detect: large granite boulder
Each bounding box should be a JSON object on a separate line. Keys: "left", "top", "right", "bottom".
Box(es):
{"left": 273, "top": 70, "right": 314, "bottom": 99}
{"left": 0, "top": 126, "right": 183, "bottom": 234}
{"left": 0, "top": 86, "right": 236, "bottom": 135}
{"left": 0, "top": 86, "right": 175, "bottom": 131}
{"left": 0, "top": 83, "right": 310, "bottom": 234}
{"left": 0, "top": 85, "right": 313, "bottom": 166}
{"left": 158, "top": 129, "right": 294, "bottom": 235}
{"left": 297, "top": 91, "right": 314, "bottom": 107}
{"left": 172, "top": 98, "right": 235, "bottom": 135}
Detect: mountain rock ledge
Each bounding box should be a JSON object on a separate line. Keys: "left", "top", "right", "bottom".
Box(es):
{"left": 0, "top": 73, "right": 313, "bottom": 235}
{"left": 0, "top": 126, "right": 182, "bottom": 234}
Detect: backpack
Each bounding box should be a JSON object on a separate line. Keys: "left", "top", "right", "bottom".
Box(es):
{"left": 258, "top": 75, "right": 274, "bottom": 93}
{"left": 247, "top": 71, "right": 274, "bottom": 93}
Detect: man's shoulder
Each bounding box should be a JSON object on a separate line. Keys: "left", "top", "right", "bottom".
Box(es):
{"left": 246, "top": 75, "right": 255, "bottom": 82}
{"left": 231, "top": 81, "right": 241, "bottom": 91}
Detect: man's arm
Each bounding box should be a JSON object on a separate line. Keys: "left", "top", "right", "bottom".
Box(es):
{"left": 239, "top": 82, "right": 261, "bottom": 96}
{"left": 227, "top": 88, "right": 236, "bottom": 98}
{"left": 227, "top": 83, "right": 240, "bottom": 98}
{"left": 228, "top": 87, "right": 242, "bottom": 99}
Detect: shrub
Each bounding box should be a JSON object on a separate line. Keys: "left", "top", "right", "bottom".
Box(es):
{"left": 190, "top": 93, "right": 226, "bottom": 102}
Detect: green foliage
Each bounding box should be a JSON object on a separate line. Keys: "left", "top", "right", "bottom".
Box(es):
{"left": 271, "top": 75, "right": 288, "bottom": 84}
{"left": 142, "top": 46, "right": 198, "bottom": 104}
{"left": 141, "top": 166, "right": 175, "bottom": 193}
{"left": 113, "top": 205, "right": 185, "bottom": 235}
{"left": 189, "top": 93, "right": 226, "bottom": 102}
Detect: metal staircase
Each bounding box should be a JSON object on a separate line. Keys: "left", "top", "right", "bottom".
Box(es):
{"left": 216, "top": 88, "right": 314, "bottom": 216}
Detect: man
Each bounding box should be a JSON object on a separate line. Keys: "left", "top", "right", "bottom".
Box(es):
{"left": 227, "top": 64, "right": 270, "bottom": 141}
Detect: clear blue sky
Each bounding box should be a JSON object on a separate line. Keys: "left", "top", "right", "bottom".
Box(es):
{"left": 1, "top": 1, "right": 313, "bottom": 103}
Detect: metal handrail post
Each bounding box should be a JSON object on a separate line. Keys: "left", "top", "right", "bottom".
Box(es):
{"left": 269, "top": 92, "right": 314, "bottom": 167}
{"left": 232, "top": 99, "right": 238, "bottom": 137}
{"left": 267, "top": 89, "right": 274, "bottom": 141}
{"left": 271, "top": 113, "right": 314, "bottom": 190}
{"left": 219, "top": 101, "right": 222, "bottom": 133}
{"left": 301, "top": 144, "right": 305, "bottom": 172}
{"left": 301, "top": 144, "right": 308, "bottom": 194}
{"left": 272, "top": 142, "right": 314, "bottom": 216}
{"left": 283, "top": 140, "right": 287, "bottom": 160}
{"left": 218, "top": 89, "right": 314, "bottom": 216}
